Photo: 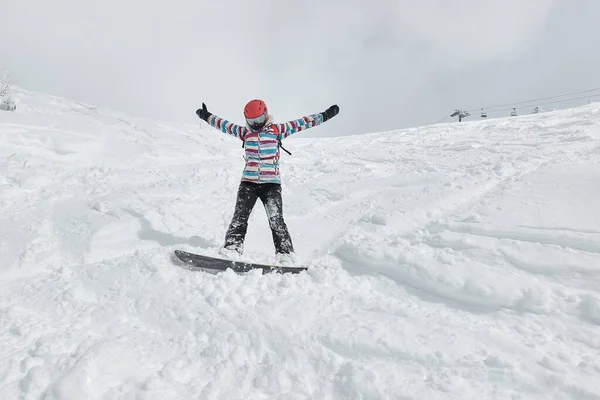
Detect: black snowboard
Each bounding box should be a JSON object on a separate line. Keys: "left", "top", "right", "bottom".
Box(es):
{"left": 173, "top": 249, "right": 307, "bottom": 275}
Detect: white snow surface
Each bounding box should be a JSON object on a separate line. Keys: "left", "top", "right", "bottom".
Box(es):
{"left": 1, "top": 89, "right": 600, "bottom": 400}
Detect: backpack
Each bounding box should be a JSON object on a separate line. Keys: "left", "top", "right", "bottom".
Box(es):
{"left": 242, "top": 123, "right": 292, "bottom": 155}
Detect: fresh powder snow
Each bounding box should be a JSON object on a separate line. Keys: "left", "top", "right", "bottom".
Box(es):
{"left": 1, "top": 88, "right": 600, "bottom": 399}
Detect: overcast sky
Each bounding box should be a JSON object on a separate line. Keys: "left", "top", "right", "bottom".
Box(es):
{"left": 1, "top": 0, "right": 598, "bottom": 137}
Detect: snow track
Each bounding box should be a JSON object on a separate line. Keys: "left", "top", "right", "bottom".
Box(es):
{"left": 1, "top": 89, "right": 600, "bottom": 399}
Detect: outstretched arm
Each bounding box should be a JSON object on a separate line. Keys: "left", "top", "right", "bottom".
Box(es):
{"left": 276, "top": 104, "right": 339, "bottom": 139}
{"left": 196, "top": 103, "right": 247, "bottom": 140}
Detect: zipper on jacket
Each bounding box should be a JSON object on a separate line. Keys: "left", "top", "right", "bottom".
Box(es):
{"left": 257, "top": 131, "right": 261, "bottom": 180}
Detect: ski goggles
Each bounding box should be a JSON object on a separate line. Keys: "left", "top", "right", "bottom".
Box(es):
{"left": 246, "top": 112, "right": 267, "bottom": 129}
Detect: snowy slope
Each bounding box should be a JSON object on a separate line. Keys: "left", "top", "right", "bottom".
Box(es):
{"left": 1, "top": 88, "right": 600, "bottom": 400}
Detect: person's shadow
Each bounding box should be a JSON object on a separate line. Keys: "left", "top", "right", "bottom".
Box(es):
{"left": 124, "top": 209, "right": 216, "bottom": 249}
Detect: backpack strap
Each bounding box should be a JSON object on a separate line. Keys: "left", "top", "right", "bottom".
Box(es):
{"left": 272, "top": 123, "right": 292, "bottom": 156}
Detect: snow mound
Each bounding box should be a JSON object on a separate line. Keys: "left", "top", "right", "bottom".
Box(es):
{"left": 1, "top": 89, "right": 600, "bottom": 399}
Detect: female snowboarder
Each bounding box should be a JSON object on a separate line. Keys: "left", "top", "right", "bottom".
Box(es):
{"left": 196, "top": 100, "right": 339, "bottom": 263}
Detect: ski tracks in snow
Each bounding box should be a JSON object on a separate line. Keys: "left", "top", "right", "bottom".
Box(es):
{"left": 310, "top": 110, "right": 600, "bottom": 398}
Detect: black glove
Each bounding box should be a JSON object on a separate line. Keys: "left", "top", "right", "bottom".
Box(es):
{"left": 196, "top": 103, "right": 212, "bottom": 121}
{"left": 321, "top": 104, "right": 339, "bottom": 122}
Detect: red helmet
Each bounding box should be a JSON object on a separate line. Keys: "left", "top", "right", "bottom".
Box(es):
{"left": 244, "top": 99, "right": 268, "bottom": 130}
{"left": 244, "top": 99, "right": 268, "bottom": 118}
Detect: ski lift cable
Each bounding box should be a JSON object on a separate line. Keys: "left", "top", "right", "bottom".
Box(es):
{"left": 470, "top": 87, "right": 600, "bottom": 113}
{"left": 482, "top": 93, "right": 600, "bottom": 114}
{"left": 434, "top": 115, "right": 452, "bottom": 124}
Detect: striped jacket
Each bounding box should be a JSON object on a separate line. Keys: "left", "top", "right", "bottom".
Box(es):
{"left": 206, "top": 113, "right": 325, "bottom": 184}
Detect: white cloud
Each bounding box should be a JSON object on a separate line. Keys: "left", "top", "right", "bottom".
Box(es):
{"left": 2, "top": 0, "right": 595, "bottom": 136}
{"left": 390, "top": 0, "right": 558, "bottom": 63}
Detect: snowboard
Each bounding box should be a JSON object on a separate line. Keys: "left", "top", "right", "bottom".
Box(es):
{"left": 172, "top": 249, "right": 307, "bottom": 275}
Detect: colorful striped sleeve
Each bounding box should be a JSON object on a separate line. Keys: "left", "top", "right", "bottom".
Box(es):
{"left": 275, "top": 113, "right": 325, "bottom": 139}
{"left": 206, "top": 114, "right": 247, "bottom": 140}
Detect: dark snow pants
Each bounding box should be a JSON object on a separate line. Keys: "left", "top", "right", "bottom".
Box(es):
{"left": 224, "top": 182, "right": 294, "bottom": 254}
